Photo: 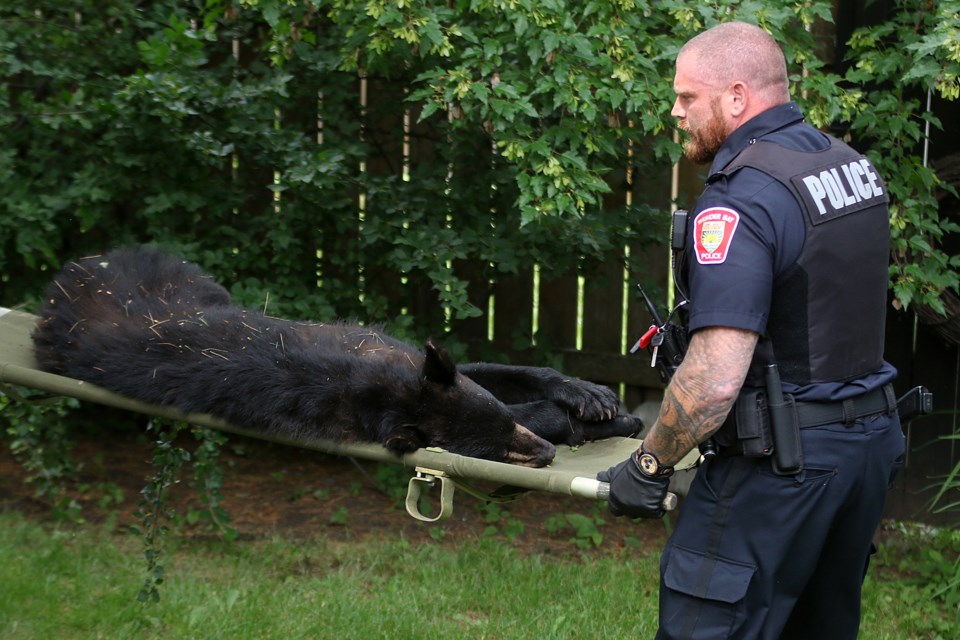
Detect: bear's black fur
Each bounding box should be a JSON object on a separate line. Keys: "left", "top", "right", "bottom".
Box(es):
{"left": 32, "top": 248, "right": 640, "bottom": 466}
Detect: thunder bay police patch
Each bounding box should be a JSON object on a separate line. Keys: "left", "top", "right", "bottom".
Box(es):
{"left": 694, "top": 207, "right": 740, "bottom": 264}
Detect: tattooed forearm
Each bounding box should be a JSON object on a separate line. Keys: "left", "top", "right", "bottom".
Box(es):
{"left": 642, "top": 326, "right": 758, "bottom": 467}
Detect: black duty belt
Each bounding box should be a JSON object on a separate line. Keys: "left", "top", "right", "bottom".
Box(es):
{"left": 793, "top": 383, "right": 897, "bottom": 428}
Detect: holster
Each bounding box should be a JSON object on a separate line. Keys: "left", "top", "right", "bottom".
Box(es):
{"left": 768, "top": 393, "right": 804, "bottom": 475}
{"left": 717, "top": 388, "right": 805, "bottom": 475}
{"left": 716, "top": 389, "right": 775, "bottom": 459}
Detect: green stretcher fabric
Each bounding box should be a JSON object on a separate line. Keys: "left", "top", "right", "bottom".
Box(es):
{"left": 0, "top": 307, "right": 694, "bottom": 499}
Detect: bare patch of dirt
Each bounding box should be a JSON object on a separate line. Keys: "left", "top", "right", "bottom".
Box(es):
{"left": 0, "top": 423, "right": 671, "bottom": 555}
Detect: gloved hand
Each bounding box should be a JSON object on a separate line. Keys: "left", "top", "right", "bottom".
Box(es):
{"left": 597, "top": 453, "right": 672, "bottom": 519}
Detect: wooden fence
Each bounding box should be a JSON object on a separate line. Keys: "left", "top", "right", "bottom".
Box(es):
{"left": 354, "top": 73, "right": 676, "bottom": 408}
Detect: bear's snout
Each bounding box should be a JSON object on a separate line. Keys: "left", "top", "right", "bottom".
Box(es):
{"left": 507, "top": 424, "right": 556, "bottom": 467}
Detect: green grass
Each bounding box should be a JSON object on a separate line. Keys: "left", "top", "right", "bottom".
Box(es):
{"left": 0, "top": 511, "right": 954, "bottom": 639}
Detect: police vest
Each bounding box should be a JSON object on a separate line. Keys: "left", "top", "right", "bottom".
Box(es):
{"left": 706, "top": 136, "right": 890, "bottom": 386}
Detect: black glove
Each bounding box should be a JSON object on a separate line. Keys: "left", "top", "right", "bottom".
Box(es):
{"left": 597, "top": 453, "right": 672, "bottom": 519}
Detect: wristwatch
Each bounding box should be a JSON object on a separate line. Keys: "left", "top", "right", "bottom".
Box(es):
{"left": 635, "top": 445, "right": 674, "bottom": 478}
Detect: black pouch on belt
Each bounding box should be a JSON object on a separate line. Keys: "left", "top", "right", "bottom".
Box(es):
{"left": 764, "top": 364, "right": 804, "bottom": 476}
{"left": 732, "top": 389, "right": 774, "bottom": 458}
{"left": 768, "top": 393, "right": 804, "bottom": 475}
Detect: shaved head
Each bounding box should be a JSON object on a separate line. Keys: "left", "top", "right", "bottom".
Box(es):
{"left": 670, "top": 21, "right": 792, "bottom": 163}
{"left": 678, "top": 21, "right": 789, "bottom": 105}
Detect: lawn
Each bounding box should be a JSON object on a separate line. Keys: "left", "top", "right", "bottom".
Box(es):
{"left": 0, "top": 511, "right": 955, "bottom": 639}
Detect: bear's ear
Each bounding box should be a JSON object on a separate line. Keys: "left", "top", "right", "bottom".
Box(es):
{"left": 383, "top": 424, "right": 429, "bottom": 455}
{"left": 356, "top": 396, "right": 429, "bottom": 455}
{"left": 423, "top": 339, "right": 457, "bottom": 387}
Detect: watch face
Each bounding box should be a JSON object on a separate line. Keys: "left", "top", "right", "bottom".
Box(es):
{"left": 638, "top": 452, "right": 659, "bottom": 476}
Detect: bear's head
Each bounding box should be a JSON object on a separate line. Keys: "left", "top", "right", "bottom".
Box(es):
{"left": 360, "top": 340, "right": 556, "bottom": 467}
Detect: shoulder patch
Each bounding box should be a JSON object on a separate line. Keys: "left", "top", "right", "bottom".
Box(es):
{"left": 693, "top": 207, "right": 740, "bottom": 265}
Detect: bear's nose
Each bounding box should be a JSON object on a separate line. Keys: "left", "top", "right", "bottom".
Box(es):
{"left": 508, "top": 424, "right": 556, "bottom": 467}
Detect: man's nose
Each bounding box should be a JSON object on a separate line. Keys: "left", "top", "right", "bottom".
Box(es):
{"left": 671, "top": 98, "right": 684, "bottom": 119}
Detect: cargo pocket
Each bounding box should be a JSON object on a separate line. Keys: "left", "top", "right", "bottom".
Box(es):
{"left": 659, "top": 545, "right": 755, "bottom": 639}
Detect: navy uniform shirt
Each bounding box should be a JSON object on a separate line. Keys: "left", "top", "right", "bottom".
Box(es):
{"left": 681, "top": 102, "right": 896, "bottom": 401}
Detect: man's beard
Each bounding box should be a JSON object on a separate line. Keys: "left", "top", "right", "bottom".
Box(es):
{"left": 679, "top": 99, "right": 727, "bottom": 164}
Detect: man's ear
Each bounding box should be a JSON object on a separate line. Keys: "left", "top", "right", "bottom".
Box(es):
{"left": 729, "top": 81, "right": 747, "bottom": 117}
{"left": 422, "top": 339, "right": 457, "bottom": 387}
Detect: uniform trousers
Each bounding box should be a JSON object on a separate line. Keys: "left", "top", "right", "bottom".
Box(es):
{"left": 655, "top": 411, "right": 905, "bottom": 639}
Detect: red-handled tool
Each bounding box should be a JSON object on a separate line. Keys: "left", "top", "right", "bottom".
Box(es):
{"left": 630, "top": 324, "right": 659, "bottom": 354}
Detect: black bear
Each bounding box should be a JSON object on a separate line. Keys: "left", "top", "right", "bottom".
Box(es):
{"left": 32, "top": 248, "right": 640, "bottom": 466}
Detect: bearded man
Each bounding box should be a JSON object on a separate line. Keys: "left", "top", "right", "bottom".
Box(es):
{"left": 600, "top": 21, "right": 904, "bottom": 640}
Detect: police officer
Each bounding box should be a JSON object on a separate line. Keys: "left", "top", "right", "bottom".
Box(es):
{"left": 599, "top": 21, "right": 905, "bottom": 639}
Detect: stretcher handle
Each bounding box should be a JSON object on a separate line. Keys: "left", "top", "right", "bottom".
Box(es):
{"left": 575, "top": 478, "right": 678, "bottom": 511}
{"left": 405, "top": 473, "right": 677, "bottom": 522}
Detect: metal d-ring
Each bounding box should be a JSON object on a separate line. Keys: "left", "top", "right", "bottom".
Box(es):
{"left": 405, "top": 468, "right": 455, "bottom": 522}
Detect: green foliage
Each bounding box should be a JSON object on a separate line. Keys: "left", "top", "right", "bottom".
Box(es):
{"left": 1, "top": 397, "right": 236, "bottom": 603}
{"left": 371, "top": 460, "right": 413, "bottom": 500}
{"left": 0, "top": 0, "right": 662, "bottom": 336}
{"left": 874, "top": 521, "right": 960, "bottom": 636}
{"left": 840, "top": 0, "right": 960, "bottom": 313}
{"left": 329, "top": 505, "right": 349, "bottom": 525}
{"left": 0, "top": 388, "right": 82, "bottom": 520}
{"left": 929, "top": 435, "right": 960, "bottom": 521}
{"left": 3, "top": 0, "right": 954, "bottom": 325}
{"left": 5, "top": 1, "right": 954, "bottom": 316}
{"left": 130, "top": 420, "right": 235, "bottom": 603}
{"left": 926, "top": 433, "right": 960, "bottom": 631}
{"left": 11, "top": 0, "right": 953, "bottom": 340}
{"left": 545, "top": 507, "right": 606, "bottom": 548}
{"left": 477, "top": 501, "right": 525, "bottom": 540}
{"left": 131, "top": 420, "right": 189, "bottom": 604}
{"left": 186, "top": 427, "right": 237, "bottom": 541}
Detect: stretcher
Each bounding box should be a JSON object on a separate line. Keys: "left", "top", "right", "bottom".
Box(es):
{"left": 0, "top": 307, "right": 695, "bottom": 521}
